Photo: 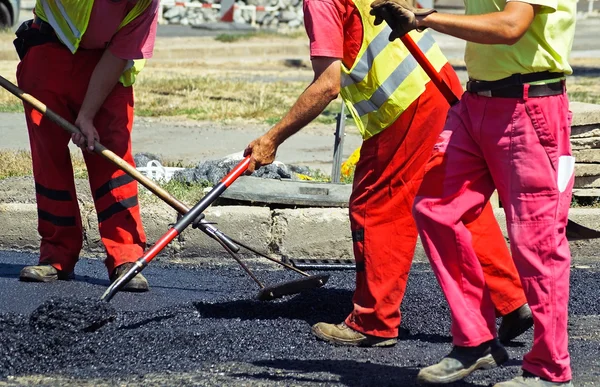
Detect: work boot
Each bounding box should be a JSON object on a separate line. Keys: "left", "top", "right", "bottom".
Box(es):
{"left": 417, "top": 339, "right": 508, "bottom": 384}
{"left": 311, "top": 322, "right": 397, "bottom": 347}
{"left": 110, "top": 263, "right": 149, "bottom": 292}
{"left": 499, "top": 304, "right": 534, "bottom": 343}
{"left": 19, "top": 264, "right": 72, "bottom": 282}
{"left": 493, "top": 371, "right": 573, "bottom": 387}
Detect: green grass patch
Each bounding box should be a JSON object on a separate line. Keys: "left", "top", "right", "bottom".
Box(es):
{"left": 0, "top": 101, "right": 24, "bottom": 113}
{"left": 139, "top": 178, "right": 212, "bottom": 205}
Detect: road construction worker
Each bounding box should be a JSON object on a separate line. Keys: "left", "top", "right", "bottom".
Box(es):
{"left": 14, "top": 0, "right": 159, "bottom": 292}
{"left": 370, "top": 0, "right": 576, "bottom": 385}
{"left": 244, "top": 0, "right": 533, "bottom": 348}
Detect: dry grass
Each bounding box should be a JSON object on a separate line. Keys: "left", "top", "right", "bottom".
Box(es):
{"left": 0, "top": 148, "right": 207, "bottom": 204}
{"left": 567, "top": 76, "right": 600, "bottom": 104}
{"left": 0, "top": 31, "right": 599, "bottom": 123}
{"left": 133, "top": 72, "right": 306, "bottom": 122}
{"left": 0, "top": 150, "right": 88, "bottom": 180}
{"left": 214, "top": 29, "right": 306, "bottom": 43}
{"left": 0, "top": 69, "right": 21, "bottom": 112}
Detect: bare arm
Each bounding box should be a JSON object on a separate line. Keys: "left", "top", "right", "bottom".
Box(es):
{"left": 72, "top": 49, "right": 128, "bottom": 151}
{"left": 416, "top": 2, "right": 539, "bottom": 45}
{"left": 244, "top": 57, "right": 342, "bottom": 172}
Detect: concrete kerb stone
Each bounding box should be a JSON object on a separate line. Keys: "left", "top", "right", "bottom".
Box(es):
{"left": 571, "top": 101, "right": 600, "bottom": 128}
{"left": 1, "top": 176, "right": 599, "bottom": 266}
{"left": 0, "top": 203, "right": 39, "bottom": 251}
{"left": 271, "top": 207, "right": 354, "bottom": 262}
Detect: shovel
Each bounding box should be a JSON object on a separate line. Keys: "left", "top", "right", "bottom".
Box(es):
{"left": 0, "top": 75, "right": 329, "bottom": 302}
{"left": 398, "top": 34, "right": 600, "bottom": 241}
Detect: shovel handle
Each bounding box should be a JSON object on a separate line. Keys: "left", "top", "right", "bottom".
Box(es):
{"left": 0, "top": 75, "right": 241, "bottom": 252}
{"left": 399, "top": 34, "right": 460, "bottom": 106}
{"left": 101, "top": 156, "right": 251, "bottom": 302}
{"left": 0, "top": 75, "right": 189, "bottom": 211}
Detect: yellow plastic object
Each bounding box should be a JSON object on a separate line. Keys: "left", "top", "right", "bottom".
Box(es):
{"left": 341, "top": 146, "right": 361, "bottom": 178}
{"left": 295, "top": 173, "right": 314, "bottom": 181}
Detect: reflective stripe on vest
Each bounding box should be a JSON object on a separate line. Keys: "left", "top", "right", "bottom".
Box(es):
{"left": 35, "top": 0, "right": 151, "bottom": 87}
{"left": 340, "top": 0, "right": 448, "bottom": 140}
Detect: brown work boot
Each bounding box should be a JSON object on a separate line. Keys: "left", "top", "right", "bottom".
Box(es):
{"left": 311, "top": 322, "right": 397, "bottom": 347}
{"left": 417, "top": 339, "right": 508, "bottom": 384}
{"left": 19, "top": 264, "right": 72, "bottom": 282}
{"left": 110, "top": 263, "right": 149, "bottom": 292}
{"left": 499, "top": 304, "right": 534, "bottom": 343}
{"left": 494, "top": 371, "right": 573, "bottom": 387}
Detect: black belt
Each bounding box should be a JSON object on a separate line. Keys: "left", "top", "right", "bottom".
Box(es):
{"left": 466, "top": 81, "right": 565, "bottom": 98}
{"left": 466, "top": 71, "right": 565, "bottom": 98}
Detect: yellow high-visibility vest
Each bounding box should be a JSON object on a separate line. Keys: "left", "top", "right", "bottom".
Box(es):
{"left": 35, "top": 0, "right": 152, "bottom": 87}
{"left": 341, "top": 0, "right": 449, "bottom": 140}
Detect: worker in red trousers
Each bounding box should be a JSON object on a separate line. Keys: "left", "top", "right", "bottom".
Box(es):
{"left": 15, "top": 0, "right": 159, "bottom": 292}
{"left": 244, "top": 0, "right": 533, "bottom": 348}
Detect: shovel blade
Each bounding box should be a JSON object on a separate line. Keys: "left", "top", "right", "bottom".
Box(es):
{"left": 256, "top": 274, "right": 330, "bottom": 301}
{"left": 566, "top": 219, "right": 600, "bottom": 241}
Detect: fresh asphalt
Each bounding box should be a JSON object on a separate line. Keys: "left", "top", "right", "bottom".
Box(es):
{"left": 0, "top": 250, "right": 598, "bottom": 386}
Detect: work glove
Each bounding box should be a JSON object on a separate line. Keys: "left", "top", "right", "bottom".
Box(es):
{"left": 369, "top": 0, "right": 437, "bottom": 41}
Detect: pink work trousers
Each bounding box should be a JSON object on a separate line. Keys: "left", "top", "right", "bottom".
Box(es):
{"left": 413, "top": 84, "right": 573, "bottom": 382}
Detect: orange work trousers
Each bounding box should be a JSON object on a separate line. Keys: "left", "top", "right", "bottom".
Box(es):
{"left": 16, "top": 42, "right": 146, "bottom": 275}
{"left": 345, "top": 63, "right": 526, "bottom": 338}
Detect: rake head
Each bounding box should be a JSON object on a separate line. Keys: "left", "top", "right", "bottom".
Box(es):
{"left": 256, "top": 274, "right": 330, "bottom": 301}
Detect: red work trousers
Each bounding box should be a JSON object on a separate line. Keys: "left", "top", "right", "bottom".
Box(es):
{"left": 16, "top": 42, "right": 146, "bottom": 276}
{"left": 345, "top": 63, "right": 527, "bottom": 338}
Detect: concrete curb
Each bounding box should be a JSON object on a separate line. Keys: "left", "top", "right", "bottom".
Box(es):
{"left": 1, "top": 179, "right": 599, "bottom": 266}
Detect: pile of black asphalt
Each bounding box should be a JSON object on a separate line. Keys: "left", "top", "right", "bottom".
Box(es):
{"left": 0, "top": 251, "right": 598, "bottom": 386}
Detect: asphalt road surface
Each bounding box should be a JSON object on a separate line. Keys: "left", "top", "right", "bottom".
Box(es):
{"left": 0, "top": 250, "right": 598, "bottom": 386}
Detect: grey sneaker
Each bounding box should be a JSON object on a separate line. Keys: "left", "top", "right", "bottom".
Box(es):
{"left": 499, "top": 304, "right": 534, "bottom": 343}
{"left": 494, "top": 371, "right": 573, "bottom": 387}
{"left": 19, "top": 264, "right": 72, "bottom": 282}
{"left": 110, "top": 263, "right": 149, "bottom": 292}
{"left": 417, "top": 339, "right": 508, "bottom": 384}
{"left": 312, "top": 322, "right": 397, "bottom": 347}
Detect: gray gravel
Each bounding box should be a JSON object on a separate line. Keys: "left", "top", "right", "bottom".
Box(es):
{"left": 0, "top": 251, "right": 598, "bottom": 386}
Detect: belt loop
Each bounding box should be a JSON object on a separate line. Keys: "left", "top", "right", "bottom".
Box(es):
{"left": 522, "top": 83, "right": 530, "bottom": 101}
{"left": 514, "top": 73, "right": 522, "bottom": 85}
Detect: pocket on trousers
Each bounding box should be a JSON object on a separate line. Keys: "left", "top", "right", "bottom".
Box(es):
{"left": 525, "top": 101, "right": 558, "bottom": 171}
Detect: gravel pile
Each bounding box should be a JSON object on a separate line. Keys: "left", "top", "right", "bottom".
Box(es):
{"left": 161, "top": 0, "right": 305, "bottom": 30}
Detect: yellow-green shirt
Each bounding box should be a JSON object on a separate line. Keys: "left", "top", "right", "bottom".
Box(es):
{"left": 464, "top": 0, "right": 576, "bottom": 81}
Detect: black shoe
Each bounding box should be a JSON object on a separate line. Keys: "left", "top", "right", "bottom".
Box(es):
{"left": 110, "top": 263, "right": 149, "bottom": 292}
{"left": 19, "top": 264, "right": 72, "bottom": 282}
{"left": 417, "top": 339, "right": 509, "bottom": 384}
{"left": 499, "top": 304, "right": 534, "bottom": 343}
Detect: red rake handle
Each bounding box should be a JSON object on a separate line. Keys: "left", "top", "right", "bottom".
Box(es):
{"left": 101, "top": 156, "right": 251, "bottom": 302}
{"left": 400, "top": 34, "right": 460, "bottom": 105}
